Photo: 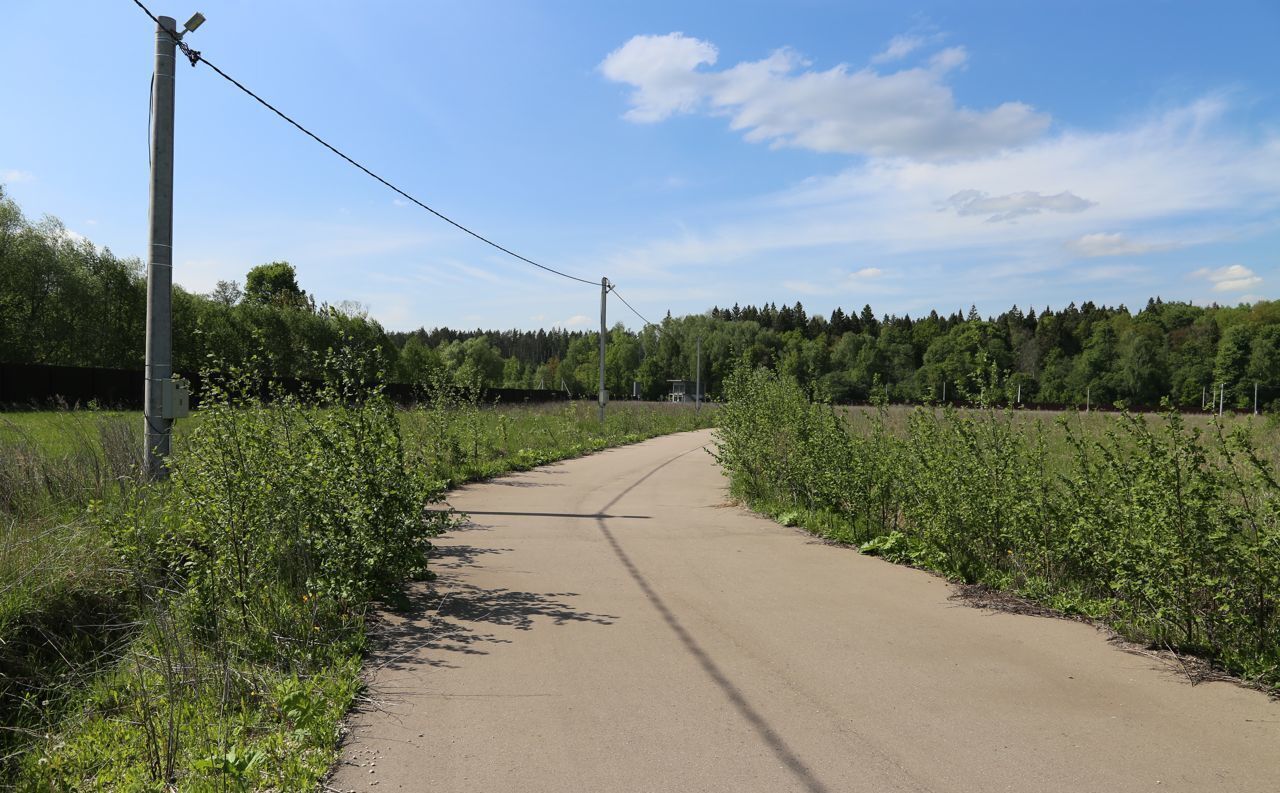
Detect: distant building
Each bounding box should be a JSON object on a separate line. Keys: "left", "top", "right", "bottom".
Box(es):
{"left": 667, "top": 379, "right": 700, "bottom": 403}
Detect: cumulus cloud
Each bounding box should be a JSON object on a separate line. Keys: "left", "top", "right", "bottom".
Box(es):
{"left": 945, "top": 189, "right": 1095, "bottom": 222}
{"left": 561, "top": 314, "right": 592, "bottom": 327}
{"left": 1066, "top": 232, "right": 1169, "bottom": 257}
{"left": 1, "top": 169, "right": 33, "bottom": 183}
{"left": 1193, "top": 264, "right": 1263, "bottom": 293}
{"left": 601, "top": 98, "right": 1280, "bottom": 292}
{"left": 599, "top": 33, "right": 719, "bottom": 123}
{"left": 871, "top": 34, "right": 925, "bottom": 64}
{"left": 600, "top": 33, "right": 1049, "bottom": 159}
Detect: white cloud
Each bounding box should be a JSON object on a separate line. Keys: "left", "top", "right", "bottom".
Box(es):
{"left": 601, "top": 33, "right": 1049, "bottom": 159}
{"left": 2, "top": 169, "right": 34, "bottom": 183}
{"left": 784, "top": 266, "right": 889, "bottom": 295}
{"left": 600, "top": 33, "right": 719, "bottom": 123}
{"left": 871, "top": 34, "right": 925, "bottom": 64}
{"left": 945, "top": 189, "right": 1094, "bottom": 222}
{"left": 1193, "top": 264, "right": 1263, "bottom": 292}
{"left": 1066, "top": 232, "right": 1169, "bottom": 257}
{"left": 561, "top": 314, "right": 591, "bottom": 327}
{"left": 601, "top": 98, "right": 1280, "bottom": 293}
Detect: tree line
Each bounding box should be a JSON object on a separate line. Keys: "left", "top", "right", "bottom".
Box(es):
{"left": 2, "top": 186, "right": 1276, "bottom": 409}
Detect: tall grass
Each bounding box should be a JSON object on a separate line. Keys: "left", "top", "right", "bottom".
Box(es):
{"left": 1, "top": 367, "right": 713, "bottom": 787}
{"left": 715, "top": 365, "right": 1280, "bottom": 687}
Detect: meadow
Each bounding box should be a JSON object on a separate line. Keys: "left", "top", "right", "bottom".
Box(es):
{"left": 0, "top": 372, "right": 713, "bottom": 789}
{"left": 715, "top": 366, "right": 1280, "bottom": 690}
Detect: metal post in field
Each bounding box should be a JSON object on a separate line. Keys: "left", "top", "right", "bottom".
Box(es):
{"left": 1254, "top": 382, "right": 1259, "bottom": 415}
{"left": 1086, "top": 385, "right": 1090, "bottom": 414}
{"left": 1016, "top": 382, "right": 1021, "bottom": 405}
{"left": 598, "top": 277, "right": 609, "bottom": 424}
{"left": 942, "top": 381, "right": 946, "bottom": 404}
{"left": 695, "top": 336, "right": 702, "bottom": 412}
{"left": 1220, "top": 382, "right": 1225, "bottom": 416}
{"left": 1202, "top": 385, "right": 1207, "bottom": 411}
{"left": 143, "top": 15, "right": 179, "bottom": 481}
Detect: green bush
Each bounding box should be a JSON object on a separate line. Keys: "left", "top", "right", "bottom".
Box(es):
{"left": 715, "top": 364, "right": 1280, "bottom": 687}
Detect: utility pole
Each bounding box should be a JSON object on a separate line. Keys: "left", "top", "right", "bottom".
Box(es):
{"left": 1202, "top": 385, "right": 1207, "bottom": 411}
{"left": 941, "top": 381, "right": 946, "bottom": 404}
{"left": 1255, "top": 382, "right": 1259, "bottom": 415}
{"left": 1219, "top": 382, "right": 1225, "bottom": 416}
{"left": 1086, "top": 385, "right": 1090, "bottom": 414}
{"left": 143, "top": 14, "right": 180, "bottom": 480}
{"left": 1016, "top": 382, "right": 1021, "bottom": 405}
{"left": 598, "top": 277, "right": 609, "bottom": 423}
{"left": 695, "top": 337, "right": 702, "bottom": 412}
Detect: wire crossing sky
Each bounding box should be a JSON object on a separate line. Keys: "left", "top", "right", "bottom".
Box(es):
{"left": 131, "top": 0, "right": 602, "bottom": 289}
{"left": 3, "top": 2, "right": 1278, "bottom": 331}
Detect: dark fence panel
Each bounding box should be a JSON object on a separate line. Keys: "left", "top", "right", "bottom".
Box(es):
{"left": 0, "top": 364, "right": 571, "bottom": 410}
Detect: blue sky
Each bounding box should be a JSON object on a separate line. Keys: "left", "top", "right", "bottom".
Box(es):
{"left": 3, "top": 1, "right": 1279, "bottom": 331}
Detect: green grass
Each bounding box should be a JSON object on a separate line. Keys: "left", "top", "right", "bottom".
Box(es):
{"left": 717, "top": 367, "right": 1280, "bottom": 689}
{"left": 1, "top": 392, "right": 714, "bottom": 789}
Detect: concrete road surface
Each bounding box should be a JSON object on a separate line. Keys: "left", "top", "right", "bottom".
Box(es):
{"left": 330, "top": 429, "right": 1278, "bottom": 793}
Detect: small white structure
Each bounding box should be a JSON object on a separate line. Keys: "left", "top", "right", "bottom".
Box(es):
{"left": 668, "top": 379, "right": 698, "bottom": 403}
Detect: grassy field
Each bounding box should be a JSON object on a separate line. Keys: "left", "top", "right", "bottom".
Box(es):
{"left": 0, "top": 390, "right": 713, "bottom": 789}
{"left": 717, "top": 368, "right": 1280, "bottom": 690}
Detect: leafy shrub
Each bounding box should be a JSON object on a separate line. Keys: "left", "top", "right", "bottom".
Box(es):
{"left": 715, "top": 364, "right": 1280, "bottom": 687}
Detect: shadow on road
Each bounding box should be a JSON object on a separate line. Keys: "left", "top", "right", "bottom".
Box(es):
{"left": 429, "top": 543, "right": 512, "bottom": 570}
{"left": 593, "top": 447, "right": 834, "bottom": 793}
{"left": 369, "top": 575, "right": 618, "bottom": 673}
{"left": 459, "top": 510, "right": 651, "bottom": 520}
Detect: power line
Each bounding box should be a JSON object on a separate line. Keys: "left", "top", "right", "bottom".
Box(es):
{"left": 128, "top": 0, "right": 599, "bottom": 287}
{"left": 610, "top": 286, "right": 658, "bottom": 328}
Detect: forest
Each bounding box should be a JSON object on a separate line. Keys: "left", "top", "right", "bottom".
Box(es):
{"left": 3, "top": 185, "right": 1278, "bottom": 409}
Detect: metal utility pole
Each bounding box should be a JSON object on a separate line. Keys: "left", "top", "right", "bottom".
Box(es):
{"left": 1219, "top": 383, "right": 1225, "bottom": 416}
{"left": 598, "top": 277, "right": 609, "bottom": 423}
{"left": 695, "top": 337, "right": 702, "bottom": 412}
{"left": 1016, "top": 382, "right": 1021, "bottom": 405}
{"left": 1202, "top": 385, "right": 1207, "bottom": 411}
{"left": 143, "top": 14, "right": 180, "bottom": 480}
{"left": 1255, "top": 382, "right": 1259, "bottom": 415}
{"left": 1086, "top": 385, "right": 1091, "bottom": 413}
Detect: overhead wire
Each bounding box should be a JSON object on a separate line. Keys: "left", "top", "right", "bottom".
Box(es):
{"left": 128, "top": 0, "right": 600, "bottom": 287}
{"left": 609, "top": 286, "right": 658, "bottom": 329}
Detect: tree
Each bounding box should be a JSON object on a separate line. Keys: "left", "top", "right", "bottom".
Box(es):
{"left": 244, "top": 261, "right": 311, "bottom": 310}
{"left": 208, "top": 279, "right": 242, "bottom": 307}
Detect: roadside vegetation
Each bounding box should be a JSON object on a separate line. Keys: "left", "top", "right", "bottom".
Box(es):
{"left": 8, "top": 184, "right": 1280, "bottom": 412}
{"left": 715, "top": 363, "right": 1280, "bottom": 689}
{"left": 0, "top": 359, "right": 712, "bottom": 789}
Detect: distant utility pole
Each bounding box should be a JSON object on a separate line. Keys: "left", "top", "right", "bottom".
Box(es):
{"left": 1219, "top": 383, "right": 1225, "bottom": 416}
{"left": 1086, "top": 385, "right": 1090, "bottom": 414}
{"left": 1255, "top": 382, "right": 1259, "bottom": 415}
{"left": 598, "top": 277, "right": 609, "bottom": 423}
{"left": 695, "top": 337, "right": 702, "bottom": 412}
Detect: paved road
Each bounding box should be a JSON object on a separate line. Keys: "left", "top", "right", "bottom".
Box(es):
{"left": 331, "top": 429, "right": 1278, "bottom": 793}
